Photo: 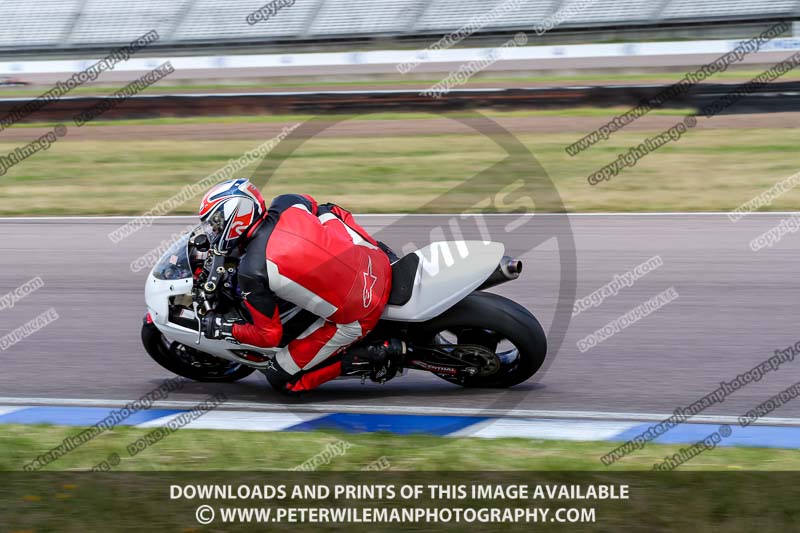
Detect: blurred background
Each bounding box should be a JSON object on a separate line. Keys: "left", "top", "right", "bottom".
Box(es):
{"left": 3, "top": 1, "right": 800, "bottom": 480}
{"left": 0, "top": 0, "right": 798, "bottom": 215}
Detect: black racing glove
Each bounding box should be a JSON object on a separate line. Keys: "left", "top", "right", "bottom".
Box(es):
{"left": 201, "top": 312, "right": 240, "bottom": 343}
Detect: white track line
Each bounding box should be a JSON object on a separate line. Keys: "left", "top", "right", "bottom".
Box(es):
{"left": 0, "top": 396, "right": 797, "bottom": 427}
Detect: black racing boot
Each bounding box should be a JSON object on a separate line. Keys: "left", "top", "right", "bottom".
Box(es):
{"left": 341, "top": 339, "right": 406, "bottom": 384}
{"left": 264, "top": 361, "right": 302, "bottom": 396}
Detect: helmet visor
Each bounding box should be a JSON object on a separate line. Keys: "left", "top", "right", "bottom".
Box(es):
{"left": 200, "top": 210, "right": 225, "bottom": 248}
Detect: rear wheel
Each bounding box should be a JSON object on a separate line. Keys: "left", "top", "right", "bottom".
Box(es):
{"left": 141, "top": 322, "right": 255, "bottom": 382}
{"left": 411, "top": 291, "right": 546, "bottom": 388}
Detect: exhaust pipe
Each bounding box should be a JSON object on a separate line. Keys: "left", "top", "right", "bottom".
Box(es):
{"left": 477, "top": 255, "right": 523, "bottom": 291}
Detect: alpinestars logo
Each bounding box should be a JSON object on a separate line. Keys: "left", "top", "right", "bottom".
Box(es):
{"left": 363, "top": 256, "right": 378, "bottom": 308}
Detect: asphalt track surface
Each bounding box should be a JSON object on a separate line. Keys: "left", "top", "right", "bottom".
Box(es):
{"left": 0, "top": 214, "right": 798, "bottom": 421}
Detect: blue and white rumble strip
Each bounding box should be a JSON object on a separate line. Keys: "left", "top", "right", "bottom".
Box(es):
{"left": 2, "top": 401, "right": 800, "bottom": 449}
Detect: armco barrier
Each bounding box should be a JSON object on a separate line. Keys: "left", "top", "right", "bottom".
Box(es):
{"left": 5, "top": 82, "right": 800, "bottom": 123}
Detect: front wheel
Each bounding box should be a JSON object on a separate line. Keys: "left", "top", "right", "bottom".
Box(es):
{"left": 412, "top": 291, "right": 547, "bottom": 388}
{"left": 141, "top": 322, "right": 255, "bottom": 382}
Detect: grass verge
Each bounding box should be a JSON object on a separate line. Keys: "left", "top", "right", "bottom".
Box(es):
{"left": 1, "top": 424, "right": 797, "bottom": 471}
{"left": 0, "top": 120, "right": 798, "bottom": 214}
{"left": 2, "top": 425, "right": 799, "bottom": 531}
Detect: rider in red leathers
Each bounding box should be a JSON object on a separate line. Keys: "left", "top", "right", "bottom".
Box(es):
{"left": 197, "top": 179, "right": 404, "bottom": 394}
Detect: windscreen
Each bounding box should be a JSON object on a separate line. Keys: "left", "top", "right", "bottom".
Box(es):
{"left": 152, "top": 232, "right": 193, "bottom": 281}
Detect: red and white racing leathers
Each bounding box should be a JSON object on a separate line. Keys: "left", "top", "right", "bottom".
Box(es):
{"left": 232, "top": 194, "right": 392, "bottom": 391}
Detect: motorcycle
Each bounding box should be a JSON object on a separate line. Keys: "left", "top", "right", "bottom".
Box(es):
{"left": 141, "top": 225, "right": 547, "bottom": 389}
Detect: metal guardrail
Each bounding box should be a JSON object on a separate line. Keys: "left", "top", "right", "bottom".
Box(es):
{"left": 3, "top": 82, "right": 799, "bottom": 123}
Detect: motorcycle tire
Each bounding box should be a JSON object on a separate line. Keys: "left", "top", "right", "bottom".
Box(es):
{"left": 141, "top": 322, "right": 255, "bottom": 382}
{"left": 413, "top": 291, "right": 547, "bottom": 388}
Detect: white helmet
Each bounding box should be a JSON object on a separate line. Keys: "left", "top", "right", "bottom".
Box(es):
{"left": 198, "top": 178, "right": 267, "bottom": 254}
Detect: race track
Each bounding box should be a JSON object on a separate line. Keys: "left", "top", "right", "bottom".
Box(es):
{"left": 0, "top": 214, "right": 797, "bottom": 421}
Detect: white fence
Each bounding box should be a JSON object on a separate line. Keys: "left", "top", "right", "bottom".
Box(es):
{"left": 3, "top": 37, "right": 800, "bottom": 77}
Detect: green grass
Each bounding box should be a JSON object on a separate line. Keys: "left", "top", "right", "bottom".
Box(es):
{"left": 1, "top": 424, "right": 798, "bottom": 471}
{"left": 0, "top": 118, "right": 798, "bottom": 215}
{"left": 2, "top": 425, "right": 800, "bottom": 531}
